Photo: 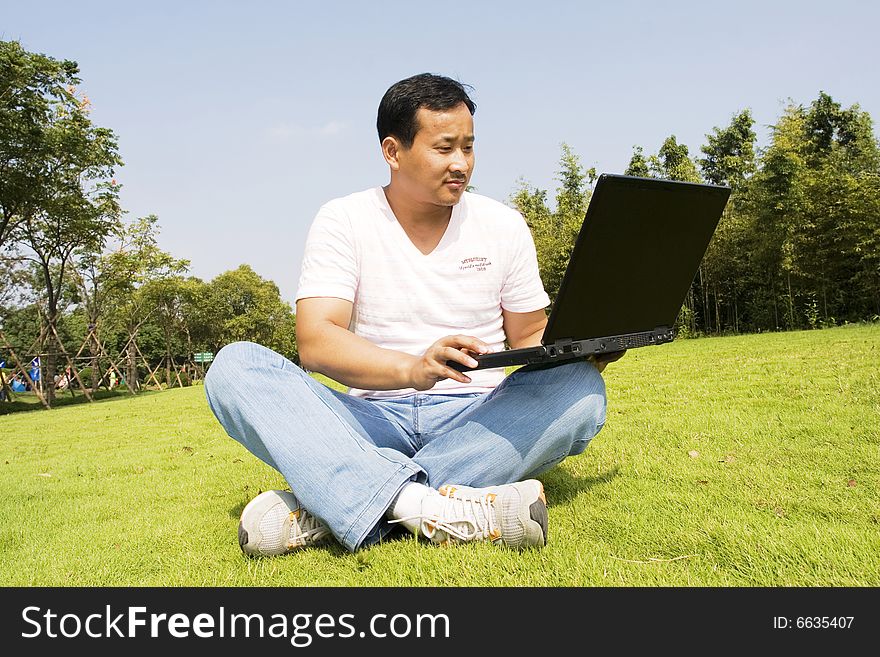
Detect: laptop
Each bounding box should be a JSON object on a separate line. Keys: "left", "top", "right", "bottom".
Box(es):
{"left": 449, "top": 173, "right": 731, "bottom": 372}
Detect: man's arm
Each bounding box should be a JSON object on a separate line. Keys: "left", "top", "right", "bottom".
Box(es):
{"left": 297, "top": 297, "right": 490, "bottom": 391}
{"left": 501, "top": 307, "right": 548, "bottom": 349}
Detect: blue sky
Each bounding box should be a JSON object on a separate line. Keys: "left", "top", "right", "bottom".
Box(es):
{"left": 3, "top": 0, "right": 878, "bottom": 304}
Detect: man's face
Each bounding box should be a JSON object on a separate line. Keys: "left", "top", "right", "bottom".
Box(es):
{"left": 392, "top": 102, "right": 475, "bottom": 207}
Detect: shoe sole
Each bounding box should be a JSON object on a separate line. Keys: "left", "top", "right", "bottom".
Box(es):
{"left": 520, "top": 480, "right": 548, "bottom": 548}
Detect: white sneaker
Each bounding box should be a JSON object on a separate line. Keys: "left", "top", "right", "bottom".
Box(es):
{"left": 391, "top": 479, "right": 548, "bottom": 549}
{"left": 238, "top": 490, "right": 332, "bottom": 556}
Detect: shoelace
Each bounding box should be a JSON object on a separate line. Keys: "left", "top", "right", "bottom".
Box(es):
{"left": 390, "top": 487, "right": 499, "bottom": 543}
{"left": 289, "top": 508, "right": 331, "bottom": 548}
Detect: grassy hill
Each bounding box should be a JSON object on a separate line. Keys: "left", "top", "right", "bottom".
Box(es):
{"left": 1, "top": 323, "right": 878, "bottom": 586}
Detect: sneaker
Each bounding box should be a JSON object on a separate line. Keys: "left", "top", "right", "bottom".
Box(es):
{"left": 392, "top": 479, "right": 548, "bottom": 549}
{"left": 238, "top": 490, "right": 332, "bottom": 556}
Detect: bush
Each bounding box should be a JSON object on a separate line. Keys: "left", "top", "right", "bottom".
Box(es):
{"left": 674, "top": 304, "right": 695, "bottom": 339}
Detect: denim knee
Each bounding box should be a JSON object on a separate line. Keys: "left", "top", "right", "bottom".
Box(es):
{"left": 544, "top": 362, "right": 607, "bottom": 458}
{"left": 205, "top": 342, "right": 244, "bottom": 396}
{"left": 566, "top": 388, "right": 606, "bottom": 453}
{"left": 206, "top": 341, "right": 287, "bottom": 387}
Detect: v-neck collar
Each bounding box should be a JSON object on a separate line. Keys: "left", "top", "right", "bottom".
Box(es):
{"left": 375, "top": 187, "right": 462, "bottom": 257}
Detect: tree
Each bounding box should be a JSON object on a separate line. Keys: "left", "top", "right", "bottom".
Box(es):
{"left": 699, "top": 109, "right": 757, "bottom": 188}
{"left": 101, "top": 215, "right": 189, "bottom": 388}
{"left": 205, "top": 265, "right": 297, "bottom": 359}
{"left": 511, "top": 144, "right": 595, "bottom": 306}
{"left": 0, "top": 253, "right": 27, "bottom": 310}
{"left": 803, "top": 92, "right": 880, "bottom": 172}
{"left": 624, "top": 146, "right": 650, "bottom": 177}
{"left": 139, "top": 275, "right": 208, "bottom": 386}
{"left": 794, "top": 94, "right": 880, "bottom": 323}
{"left": 743, "top": 93, "right": 880, "bottom": 329}
{"left": 13, "top": 88, "right": 122, "bottom": 403}
{"left": 0, "top": 40, "right": 82, "bottom": 250}
{"left": 697, "top": 110, "right": 758, "bottom": 333}
{"left": 649, "top": 135, "right": 701, "bottom": 182}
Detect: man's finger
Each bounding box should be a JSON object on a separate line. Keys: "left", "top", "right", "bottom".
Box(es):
{"left": 442, "top": 334, "right": 490, "bottom": 354}
{"left": 438, "top": 345, "right": 479, "bottom": 369}
{"left": 440, "top": 366, "right": 471, "bottom": 384}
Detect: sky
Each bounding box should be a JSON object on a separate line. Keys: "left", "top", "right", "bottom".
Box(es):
{"left": 3, "top": 0, "right": 879, "bottom": 304}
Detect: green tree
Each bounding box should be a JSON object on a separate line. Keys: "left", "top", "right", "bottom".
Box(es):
{"left": 649, "top": 135, "right": 701, "bottom": 182}
{"left": 139, "top": 276, "right": 189, "bottom": 386}
{"left": 512, "top": 144, "right": 595, "bottom": 308}
{"left": 0, "top": 40, "right": 81, "bottom": 249}
{"left": 744, "top": 93, "right": 880, "bottom": 329}
{"left": 101, "top": 215, "right": 189, "bottom": 388}
{"left": 699, "top": 109, "right": 757, "bottom": 188}
{"left": 794, "top": 94, "right": 880, "bottom": 323}
{"left": 206, "top": 265, "right": 297, "bottom": 359}
{"left": 14, "top": 102, "right": 121, "bottom": 403}
{"left": 697, "top": 110, "right": 758, "bottom": 333}
{"left": 624, "top": 146, "right": 650, "bottom": 177}
{"left": 743, "top": 103, "right": 807, "bottom": 330}
{"left": 803, "top": 91, "right": 880, "bottom": 172}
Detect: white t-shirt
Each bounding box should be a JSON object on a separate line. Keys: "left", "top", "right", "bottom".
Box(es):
{"left": 296, "top": 187, "right": 550, "bottom": 398}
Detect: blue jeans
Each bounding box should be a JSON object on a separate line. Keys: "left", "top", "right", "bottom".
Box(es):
{"left": 204, "top": 341, "right": 607, "bottom": 552}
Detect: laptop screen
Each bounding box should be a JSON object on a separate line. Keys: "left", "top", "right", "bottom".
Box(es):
{"left": 543, "top": 174, "right": 731, "bottom": 343}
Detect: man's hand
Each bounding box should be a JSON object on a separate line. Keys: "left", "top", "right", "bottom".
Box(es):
{"left": 588, "top": 349, "right": 627, "bottom": 374}
{"left": 408, "top": 334, "right": 490, "bottom": 390}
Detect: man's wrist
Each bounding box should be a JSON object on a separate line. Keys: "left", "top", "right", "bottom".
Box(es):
{"left": 395, "top": 352, "right": 418, "bottom": 389}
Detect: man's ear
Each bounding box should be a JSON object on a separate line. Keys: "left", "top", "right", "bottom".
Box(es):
{"left": 381, "top": 136, "right": 402, "bottom": 171}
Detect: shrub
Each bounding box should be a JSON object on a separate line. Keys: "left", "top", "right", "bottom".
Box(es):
{"left": 78, "top": 367, "right": 93, "bottom": 388}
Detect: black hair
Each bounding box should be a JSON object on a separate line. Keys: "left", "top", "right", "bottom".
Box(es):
{"left": 377, "top": 73, "right": 476, "bottom": 148}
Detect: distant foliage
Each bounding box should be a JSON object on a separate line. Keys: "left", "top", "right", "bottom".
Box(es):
{"left": 527, "top": 92, "right": 880, "bottom": 336}
{"left": 512, "top": 144, "right": 596, "bottom": 307}
{"left": 1, "top": 41, "right": 298, "bottom": 402}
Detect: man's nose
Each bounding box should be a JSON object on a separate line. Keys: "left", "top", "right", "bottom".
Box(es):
{"left": 449, "top": 149, "right": 470, "bottom": 173}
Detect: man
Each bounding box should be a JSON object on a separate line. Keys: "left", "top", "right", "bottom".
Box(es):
{"left": 205, "top": 73, "right": 620, "bottom": 555}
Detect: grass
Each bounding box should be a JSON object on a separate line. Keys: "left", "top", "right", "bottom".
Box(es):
{"left": 1, "top": 324, "right": 878, "bottom": 586}
{"left": 0, "top": 385, "right": 134, "bottom": 415}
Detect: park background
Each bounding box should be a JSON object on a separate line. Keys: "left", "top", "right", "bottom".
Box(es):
{"left": 1, "top": 1, "right": 878, "bottom": 586}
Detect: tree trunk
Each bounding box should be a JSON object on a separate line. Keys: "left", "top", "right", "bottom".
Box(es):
{"left": 88, "top": 322, "right": 99, "bottom": 391}
{"left": 822, "top": 283, "right": 828, "bottom": 322}
{"left": 688, "top": 288, "right": 696, "bottom": 335}
{"left": 44, "top": 317, "right": 57, "bottom": 407}
{"left": 127, "top": 336, "right": 137, "bottom": 391}
{"left": 698, "top": 267, "right": 708, "bottom": 335}
{"left": 733, "top": 282, "right": 739, "bottom": 334}
{"left": 771, "top": 275, "right": 779, "bottom": 331}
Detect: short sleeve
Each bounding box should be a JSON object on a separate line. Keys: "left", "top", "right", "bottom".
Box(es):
{"left": 295, "top": 205, "right": 359, "bottom": 303}
{"left": 500, "top": 214, "right": 551, "bottom": 313}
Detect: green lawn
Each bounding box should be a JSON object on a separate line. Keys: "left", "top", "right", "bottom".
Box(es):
{"left": 1, "top": 324, "right": 878, "bottom": 586}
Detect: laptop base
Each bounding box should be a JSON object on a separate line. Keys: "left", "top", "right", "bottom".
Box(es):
{"left": 448, "top": 326, "right": 675, "bottom": 373}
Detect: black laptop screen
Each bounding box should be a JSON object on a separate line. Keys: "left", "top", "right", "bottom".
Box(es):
{"left": 543, "top": 174, "right": 730, "bottom": 343}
